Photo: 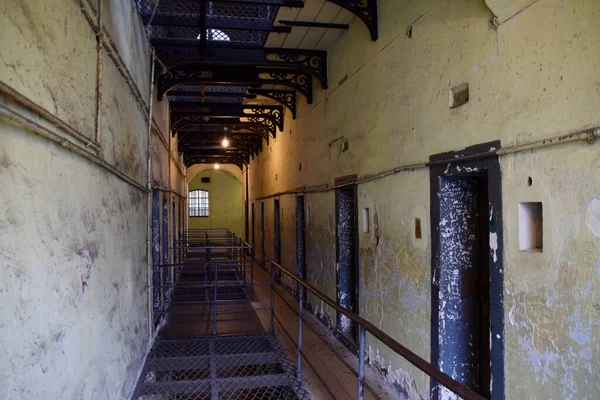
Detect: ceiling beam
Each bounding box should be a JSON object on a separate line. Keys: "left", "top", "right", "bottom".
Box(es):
{"left": 170, "top": 103, "right": 284, "bottom": 130}
{"left": 278, "top": 20, "right": 349, "bottom": 29}
{"left": 168, "top": 90, "right": 246, "bottom": 98}
{"left": 157, "top": 64, "right": 312, "bottom": 104}
{"left": 326, "top": 0, "right": 378, "bottom": 41}
{"left": 153, "top": 41, "right": 327, "bottom": 89}
{"left": 145, "top": 15, "right": 291, "bottom": 33}
{"left": 166, "top": 88, "right": 297, "bottom": 119}
{"left": 207, "top": 0, "right": 304, "bottom": 5}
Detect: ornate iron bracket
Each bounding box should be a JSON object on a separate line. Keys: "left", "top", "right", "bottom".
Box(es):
{"left": 183, "top": 154, "right": 245, "bottom": 169}
{"left": 171, "top": 116, "right": 275, "bottom": 140}
{"left": 152, "top": 41, "right": 327, "bottom": 90}
{"left": 265, "top": 48, "right": 327, "bottom": 89}
{"left": 177, "top": 131, "right": 264, "bottom": 156}
{"left": 170, "top": 103, "right": 284, "bottom": 131}
{"left": 157, "top": 64, "right": 312, "bottom": 104}
{"left": 248, "top": 89, "right": 297, "bottom": 119}
{"left": 327, "top": 0, "right": 378, "bottom": 41}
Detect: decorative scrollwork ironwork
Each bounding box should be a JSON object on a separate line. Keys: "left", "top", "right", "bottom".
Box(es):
{"left": 247, "top": 107, "right": 283, "bottom": 130}
{"left": 265, "top": 71, "right": 312, "bottom": 104}
{"left": 245, "top": 116, "right": 276, "bottom": 137}
{"left": 265, "top": 49, "right": 327, "bottom": 89}
{"left": 157, "top": 64, "right": 312, "bottom": 103}
{"left": 248, "top": 89, "right": 296, "bottom": 119}
{"left": 172, "top": 115, "right": 275, "bottom": 140}
{"left": 327, "top": 0, "right": 378, "bottom": 41}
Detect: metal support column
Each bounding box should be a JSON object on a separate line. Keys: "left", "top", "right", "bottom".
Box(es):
{"left": 297, "top": 284, "right": 304, "bottom": 380}
{"left": 358, "top": 326, "right": 366, "bottom": 400}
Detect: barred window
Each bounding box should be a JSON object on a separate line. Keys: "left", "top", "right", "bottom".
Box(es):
{"left": 189, "top": 190, "right": 209, "bottom": 217}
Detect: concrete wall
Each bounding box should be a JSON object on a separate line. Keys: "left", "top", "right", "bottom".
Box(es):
{"left": 247, "top": 0, "right": 600, "bottom": 398}
{"left": 188, "top": 169, "right": 244, "bottom": 237}
{"left": 0, "top": 0, "right": 184, "bottom": 398}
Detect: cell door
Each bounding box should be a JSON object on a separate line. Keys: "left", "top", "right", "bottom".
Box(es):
{"left": 335, "top": 186, "right": 359, "bottom": 342}
{"left": 430, "top": 141, "right": 504, "bottom": 399}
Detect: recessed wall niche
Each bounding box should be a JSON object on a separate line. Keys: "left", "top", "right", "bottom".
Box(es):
{"left": 518, "top": 202, "right": 543, "bottom": 251}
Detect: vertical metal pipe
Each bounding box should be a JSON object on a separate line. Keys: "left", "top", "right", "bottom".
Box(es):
{"left": 94, "top": 0, "right": 103, "bottom": 144}
{"left": 358, "top": 326, "right": 366, "bottom": 400}
{"left": 245, "top": 167, "right": 249, "bottom": 242}
{"left": 270, "top": 262, "right": 275, "bottom": 335}
{"left": 211, "top": 248, "right": 217, "bottom": 335}
{"left": 297, "top": 284, "right": 303, "bottom": 380}
{"left": 152, "top": 190, "right": 160, "bottom": 315}
{"left": 162, "top": 196, "right": 169, "bottom": 307}
{"left": 250, "top": 248, "right": 255, "bottom": 301}
{"left": 242, "top": 239, "right": 246, "bottom": 284}
{"left": 145, "top": 50, "right": 156, "bottom": 335}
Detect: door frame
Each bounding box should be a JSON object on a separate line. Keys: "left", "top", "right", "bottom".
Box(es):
{"left": 334, "top": 184, "right": 360, "bottom": 347}
{"left": 429, "top": 140, "right": 505, "bottom": 399}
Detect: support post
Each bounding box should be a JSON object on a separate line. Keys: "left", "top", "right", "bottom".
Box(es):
{"left": 358, "top": 325, "right": 366, "bottom": 400}
{"left": 212, "top": 248, "right": 218, "bottom": 336}
{"left": 270, "top": 262, "right": 275, "bottom": 335}
{"left": 297, "top": 284, "right": 303, "bottom": 380}
{"left": 250, "top": 247, "right": 255, "bottom": 301}
{"left": 94, "top": 0, "right": 103, "bottom": 144}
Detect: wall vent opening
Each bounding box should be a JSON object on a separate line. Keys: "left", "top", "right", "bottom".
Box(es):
{"left": 362, "top": 208, "right": 370, "bottom": 233}
{"left": 414, "top": 218, "right": 422, "bottom": 239}
{"left": 449, "top": 83, "right": 469, "bottom": 108}
{"left": 519, "top": 202, "right": 543, "bottom": 251}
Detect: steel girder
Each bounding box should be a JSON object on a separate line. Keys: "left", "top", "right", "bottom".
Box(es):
{"left": 153, "top": 40, "right": 327, "bottom": 89}
{"left": 178, "top": 132, "right": 263, "bottom": 156}
{"left": 172, "top": 116, "right": 273, "bottom": 140}
{"left": 167, "top": 88, "right": 297, "bottom": 119}
{"left": 170, "top": 103, "right": 284, "bottom": 130}
{"left": 327, "top": 0, "right": 378, "bottom": 41}
{"left": 247, "top": 89, "right": 296, "bottom": 119}
{"left": 157, "top": 64, "right": 312, "bottom": 104}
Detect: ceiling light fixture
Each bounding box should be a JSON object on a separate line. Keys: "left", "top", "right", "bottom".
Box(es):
{"left": 222, "top": 127, "right": 229, "bottom": 148}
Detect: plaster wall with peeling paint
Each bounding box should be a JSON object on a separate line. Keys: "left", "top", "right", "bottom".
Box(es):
{"left": 247, "top": 0, "right": 600, "bottom": 398}
{"left": 0, "top": 0, "right": 184, "bottom": 398}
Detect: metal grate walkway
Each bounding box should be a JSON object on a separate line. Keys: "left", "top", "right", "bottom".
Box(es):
{"left": 137, "top": 334, "right": 307, "bottom": 400}
{"left": 134, "top": 229, "right": 308, "bottom": 400}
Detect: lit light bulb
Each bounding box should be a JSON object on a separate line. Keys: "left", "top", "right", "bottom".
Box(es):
{"left": 222, "top": 137, "right": 229, "bottom": 148}
{"left": 214, "top": 163, "right": 220, "bottom": 170}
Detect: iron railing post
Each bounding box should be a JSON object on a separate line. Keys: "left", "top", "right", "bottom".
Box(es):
{"left": 358, "top": 326, "right": 366, "bottom": 400}
{"left": 242, "top": 240, "right": 246, "bottom": 284}
{"left": 250, "top": 247, "right": 255, "bottom": 301}
{"left": 270, "top": 262, "right": 275, "bottom": 335}
{"left": 212, "top": 249, "right": 218, "bottom": 336}
{"left": 297, "top": 284, "right": 303, "bottom": 380}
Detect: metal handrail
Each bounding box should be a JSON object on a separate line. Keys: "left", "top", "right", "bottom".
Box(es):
{"left": 269, "top": 260, "right": 486, "bottom": 400}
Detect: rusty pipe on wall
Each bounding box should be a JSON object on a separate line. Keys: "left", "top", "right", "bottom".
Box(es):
{"left": 77, "top": 0, "right": 148, "bottom": 123}
{"left": 146, "top": 50, "right": 156, "bottom": 337}
{"left": 0, "top": 101, "right": 146, "bottom": 192}
{"left": 94, "top": 0, "right": 103, "bottom": 144}
{"left": 0, "top": 81, "right": 100, "bottom": 152}
{"left": 253, "top": 125, "right": 599, "bottom": 201}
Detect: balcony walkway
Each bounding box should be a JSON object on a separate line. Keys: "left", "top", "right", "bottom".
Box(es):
{"left": 132, "top": 230, "right": 307, "bottom": 400}
{"left": 131, "top": 229, "right": 486, "bottom": 400}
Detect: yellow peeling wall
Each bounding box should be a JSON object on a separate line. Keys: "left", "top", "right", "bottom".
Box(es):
{"left": 0, "top": 0, "right": 185, "bottom": 398}
{"left": 188, "top": 169, "right": 244, "bottom": 238}
{"left": 247, "top": 0, "right": 600, "bottom": 398}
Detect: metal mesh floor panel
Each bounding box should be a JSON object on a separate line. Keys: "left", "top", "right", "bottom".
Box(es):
{"left": 171, "top": 285, "right": 248, "bottom": 303}
{"left": 136, "top": 334, "right": 308, "bottom": 400}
